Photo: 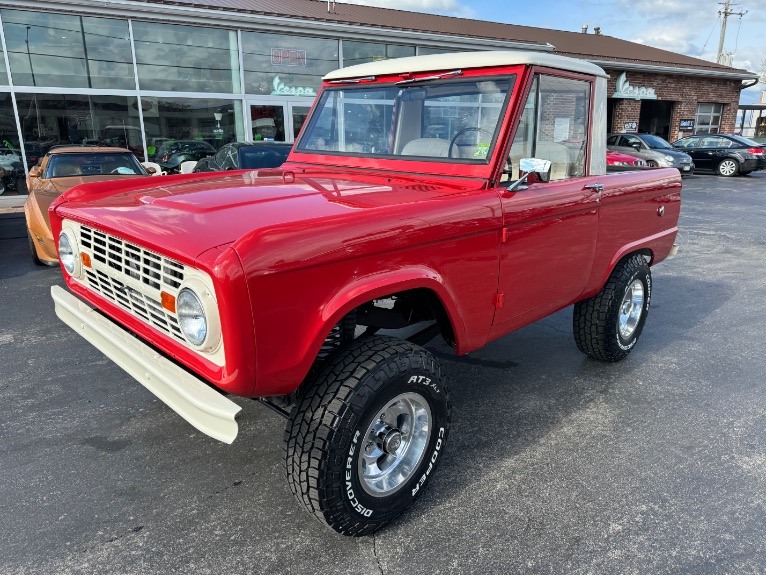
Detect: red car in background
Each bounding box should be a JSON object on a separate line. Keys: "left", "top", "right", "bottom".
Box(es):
{"left": 607, "top": 150, "right": 647, "bottom": 169}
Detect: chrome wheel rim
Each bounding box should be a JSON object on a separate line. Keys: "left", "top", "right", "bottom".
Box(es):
{"left": 719, "top": 160, "right": 736, "bottom": 176}
{"left": 358, "top": 392, "right": 432, "bottom": 497}
{"left": 618, "top": 279, "right": 644, "bottom": 340}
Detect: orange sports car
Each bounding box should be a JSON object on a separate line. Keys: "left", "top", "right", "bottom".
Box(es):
{"left": 25, "top": 146, "right": 151, "bottom": 265}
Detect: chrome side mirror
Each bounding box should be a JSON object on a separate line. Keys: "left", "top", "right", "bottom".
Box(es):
{"left": 506, "top": 158, "right": 552, "bottom": 191}
{"left": 519, "top": 158, "right": 552, "bottom": 183}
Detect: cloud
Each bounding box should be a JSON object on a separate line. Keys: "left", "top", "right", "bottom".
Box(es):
{"left": 336, "top": 0, "right": 476, "bottom": 18}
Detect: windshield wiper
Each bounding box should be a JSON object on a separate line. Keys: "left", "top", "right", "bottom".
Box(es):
{"left": 395, "top": 69, "right": 462, "bottom": 85}
{"left": 327, "top": 76, "right": 377, "bottom": 84}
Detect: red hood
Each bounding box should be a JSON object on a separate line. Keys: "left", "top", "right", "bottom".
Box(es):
{"left": 52, "top": 169, "right": 485, "bottom": 264}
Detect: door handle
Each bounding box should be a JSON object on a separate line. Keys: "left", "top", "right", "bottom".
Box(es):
{"left": 583, "top": 183, "right": 604, "bottom": 192}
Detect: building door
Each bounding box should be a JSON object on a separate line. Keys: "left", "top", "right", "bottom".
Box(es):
{"left": 247, "top": 98, "right": 314, "bottom": 143}
{"left": 639, "top": 100, "right": 673, "bottom": 139}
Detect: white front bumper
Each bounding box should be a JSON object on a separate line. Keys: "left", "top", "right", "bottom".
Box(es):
{"left": 51, "top": 285, "right": 241, "bottom": 443}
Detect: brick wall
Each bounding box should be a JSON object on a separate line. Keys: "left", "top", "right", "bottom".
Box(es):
{"left": 603, "top": 69, "right": 742, "bottom": 141}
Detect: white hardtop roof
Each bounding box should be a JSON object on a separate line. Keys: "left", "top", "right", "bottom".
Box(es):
{"left": 324, "top": 50, "right": 608, "bottom": 81}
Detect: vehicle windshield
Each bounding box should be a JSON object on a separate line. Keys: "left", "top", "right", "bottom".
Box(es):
{"left": 640, "top": 134, "right": 673, "bottom": 149}
{"left": 240, "top": 145, "right": 291, "bottom": 169}
{"left": 45, "top": 153, "right": 148, "bottom": 178}
{"left": 296, "top": 76, "right": 515, "bottom": 162}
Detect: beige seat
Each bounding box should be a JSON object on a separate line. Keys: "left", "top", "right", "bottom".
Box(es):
{"left": 51, "top": 161, "right": 81, "bottom": 177}
{"left": 534, "top": 141, "right": 571, "bottom": 180}
{"left": 401, "top": 138, "right": 451, "bottom": 158}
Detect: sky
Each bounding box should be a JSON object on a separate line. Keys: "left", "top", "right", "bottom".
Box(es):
{"left": 340, "top": 0, "right": 766, "bottom": 104}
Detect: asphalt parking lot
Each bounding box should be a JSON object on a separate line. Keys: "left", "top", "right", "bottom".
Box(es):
{"left": 2, "top": 172, "right": 766, "bottom": 574}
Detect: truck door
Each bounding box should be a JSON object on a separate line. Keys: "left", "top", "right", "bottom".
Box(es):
{"left": 490, "top": 74, "right": 600, "bottom": 338}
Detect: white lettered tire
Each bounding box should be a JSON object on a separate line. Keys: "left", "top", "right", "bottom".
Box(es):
{"left": 284, "top": 336, "right": 450, "bottom": 536}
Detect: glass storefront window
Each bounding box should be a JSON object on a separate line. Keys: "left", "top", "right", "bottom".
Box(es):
{"left": 139, "top": 97, "right": 244, "bottom": 159}
{"left": 0, "top": 49, "right": 7, "bottom": 85}
{"left": 132, "top": 22, "right": 240, "bottom": 93}
{"left": 0, "top": 91, "right": 25, "bottom": 193}
{"left": 342, "top": 42, "right": 415, "bottom": 68}
{"left": 2, "top": 10, "right": 134, "bottom": 89}
{"left": 242, "top": 32, "right": 338, "bottom": 97}
{"left": 15, "top": 94, "right": 144, "bottom": 162}
{"left": 417, "top": 47, "right": 462, "bottom": 56}
{"left": 0, "top": 92, "right": 19, "bottom": 149}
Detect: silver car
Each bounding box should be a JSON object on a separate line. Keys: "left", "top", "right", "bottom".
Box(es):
{"left": 607, "top": 133, "right": 694, "bottom": 176}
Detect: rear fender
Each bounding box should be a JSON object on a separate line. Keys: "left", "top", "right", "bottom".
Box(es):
{"left": 583, "top": 227, "right": 677, "bottom": 300}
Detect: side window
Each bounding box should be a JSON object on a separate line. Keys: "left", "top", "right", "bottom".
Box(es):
{"left": 622, "top": 135, "right": 642, "bottom": 148}
{"left": 699, "top": 136, "right": 729, "bottom": 148}
{"left": 674, "top": 138, "right": 697, "bottom": 149}
{"left": 607, "top": 135, "right": 620, "bottom": 145}
{"left": 214, "top": 147, "right": 229, "bottom": 168}
{"left": 507, "top": 74, "right": 590, "bottom": 181}
{"left": 222, "top": 148, "right": 238, "bottom": 170}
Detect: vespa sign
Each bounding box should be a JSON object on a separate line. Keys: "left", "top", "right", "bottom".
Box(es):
{"left": 612, "top": 72, "right": 657, "bottom": 100}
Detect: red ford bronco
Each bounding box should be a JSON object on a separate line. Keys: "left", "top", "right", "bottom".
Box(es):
{"left": 49, "top": 51, "right": 680, "bottom": 536}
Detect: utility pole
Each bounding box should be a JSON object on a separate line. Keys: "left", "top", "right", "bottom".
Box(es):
{"left": 717, "top": 0, "right": 747, "bottom": 65}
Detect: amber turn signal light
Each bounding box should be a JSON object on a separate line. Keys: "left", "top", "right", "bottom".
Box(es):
{"left": 161, "top": 291, "right": 176, "bottom": 313}
{"left": 80, "top": 252, "right": 92, "bottom": 268}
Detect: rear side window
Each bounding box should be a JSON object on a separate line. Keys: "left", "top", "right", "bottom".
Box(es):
{"left": 698, "top": 136, "right": 731, "bottom": 148}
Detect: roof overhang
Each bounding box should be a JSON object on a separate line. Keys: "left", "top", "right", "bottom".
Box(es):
{"left": 9, "top": 0, "right": 554, "bottom": 53}
{"left": 589, "top": 59, "right": 758, "bottom": 81}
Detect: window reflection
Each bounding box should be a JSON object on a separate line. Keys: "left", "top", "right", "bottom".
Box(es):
{"left": 139, "top": 97, "right": 244, "bottom": 159}
{"left": 242, "top": 32, "right": 338, "bottom": 97}
{"left": 1, "top": 10, "right": 134, "bottom": 89}
{"left": 0, "top": 92, "right": 18, "bottom": 149}
{"left": 15, "top": 94, "right": 143, "bottom": 162}
{"left": 342, "top": 42, "right": 414, "bottom": 68}
{"left": 0, "top": 49, "right": 7, "bottom": 85}
{"left": 133, "top": 22, "right": 240, "bottom": 93}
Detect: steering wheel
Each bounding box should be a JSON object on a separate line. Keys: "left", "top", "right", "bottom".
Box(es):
{"left": 448, "top": 127, "right": 493, "bottom": 158}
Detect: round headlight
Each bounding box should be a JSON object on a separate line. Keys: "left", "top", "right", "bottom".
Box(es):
{"left": 177, "top": 288, "right": 207, "bottom": 346}
{"left": 663, "top": 155, "right": 675, "bottom": 165}
{"left": 59, "top": 232, "right": 76, "bottom": 275}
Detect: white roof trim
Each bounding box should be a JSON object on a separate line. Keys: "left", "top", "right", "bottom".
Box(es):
{"left": 324, "top": 51, "right": 608, "bottom": 80}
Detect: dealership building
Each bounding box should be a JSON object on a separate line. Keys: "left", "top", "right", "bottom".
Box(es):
{"left": 0, "top": 0, "right": 758, "bottom": 178}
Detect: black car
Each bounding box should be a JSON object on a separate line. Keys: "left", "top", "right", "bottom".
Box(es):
{"left": 193, "top": 141, "right": 291, "bottom": 173}
{"left": 672, "top": 134, "right": 765, "bottom": 177}
{"left": 155, "top": 140, "right": 216, "bottom": 173}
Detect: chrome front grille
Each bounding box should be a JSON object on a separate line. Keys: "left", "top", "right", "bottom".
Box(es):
{"left": 80, "top": 226, "right": 185, "bottom": 291}
{"left": 78, "top": 225, "right": 187, "bottom": 344}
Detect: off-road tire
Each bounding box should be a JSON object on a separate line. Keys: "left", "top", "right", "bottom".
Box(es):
{"left": 284, "top": 335, "right": 450, "bottom": 536}
{"left": 28, "top": 229, "right": 45, "bottom": 266}
{"left": 573, "top": 254, "right": 651, "bottom": 362}
{"left": 717, "top": 158, "right": 739, "bottom": 177}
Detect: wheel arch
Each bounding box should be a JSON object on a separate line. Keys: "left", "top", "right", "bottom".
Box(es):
{"left": 311, "top": 269, "right": 465, "bottom": 362}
